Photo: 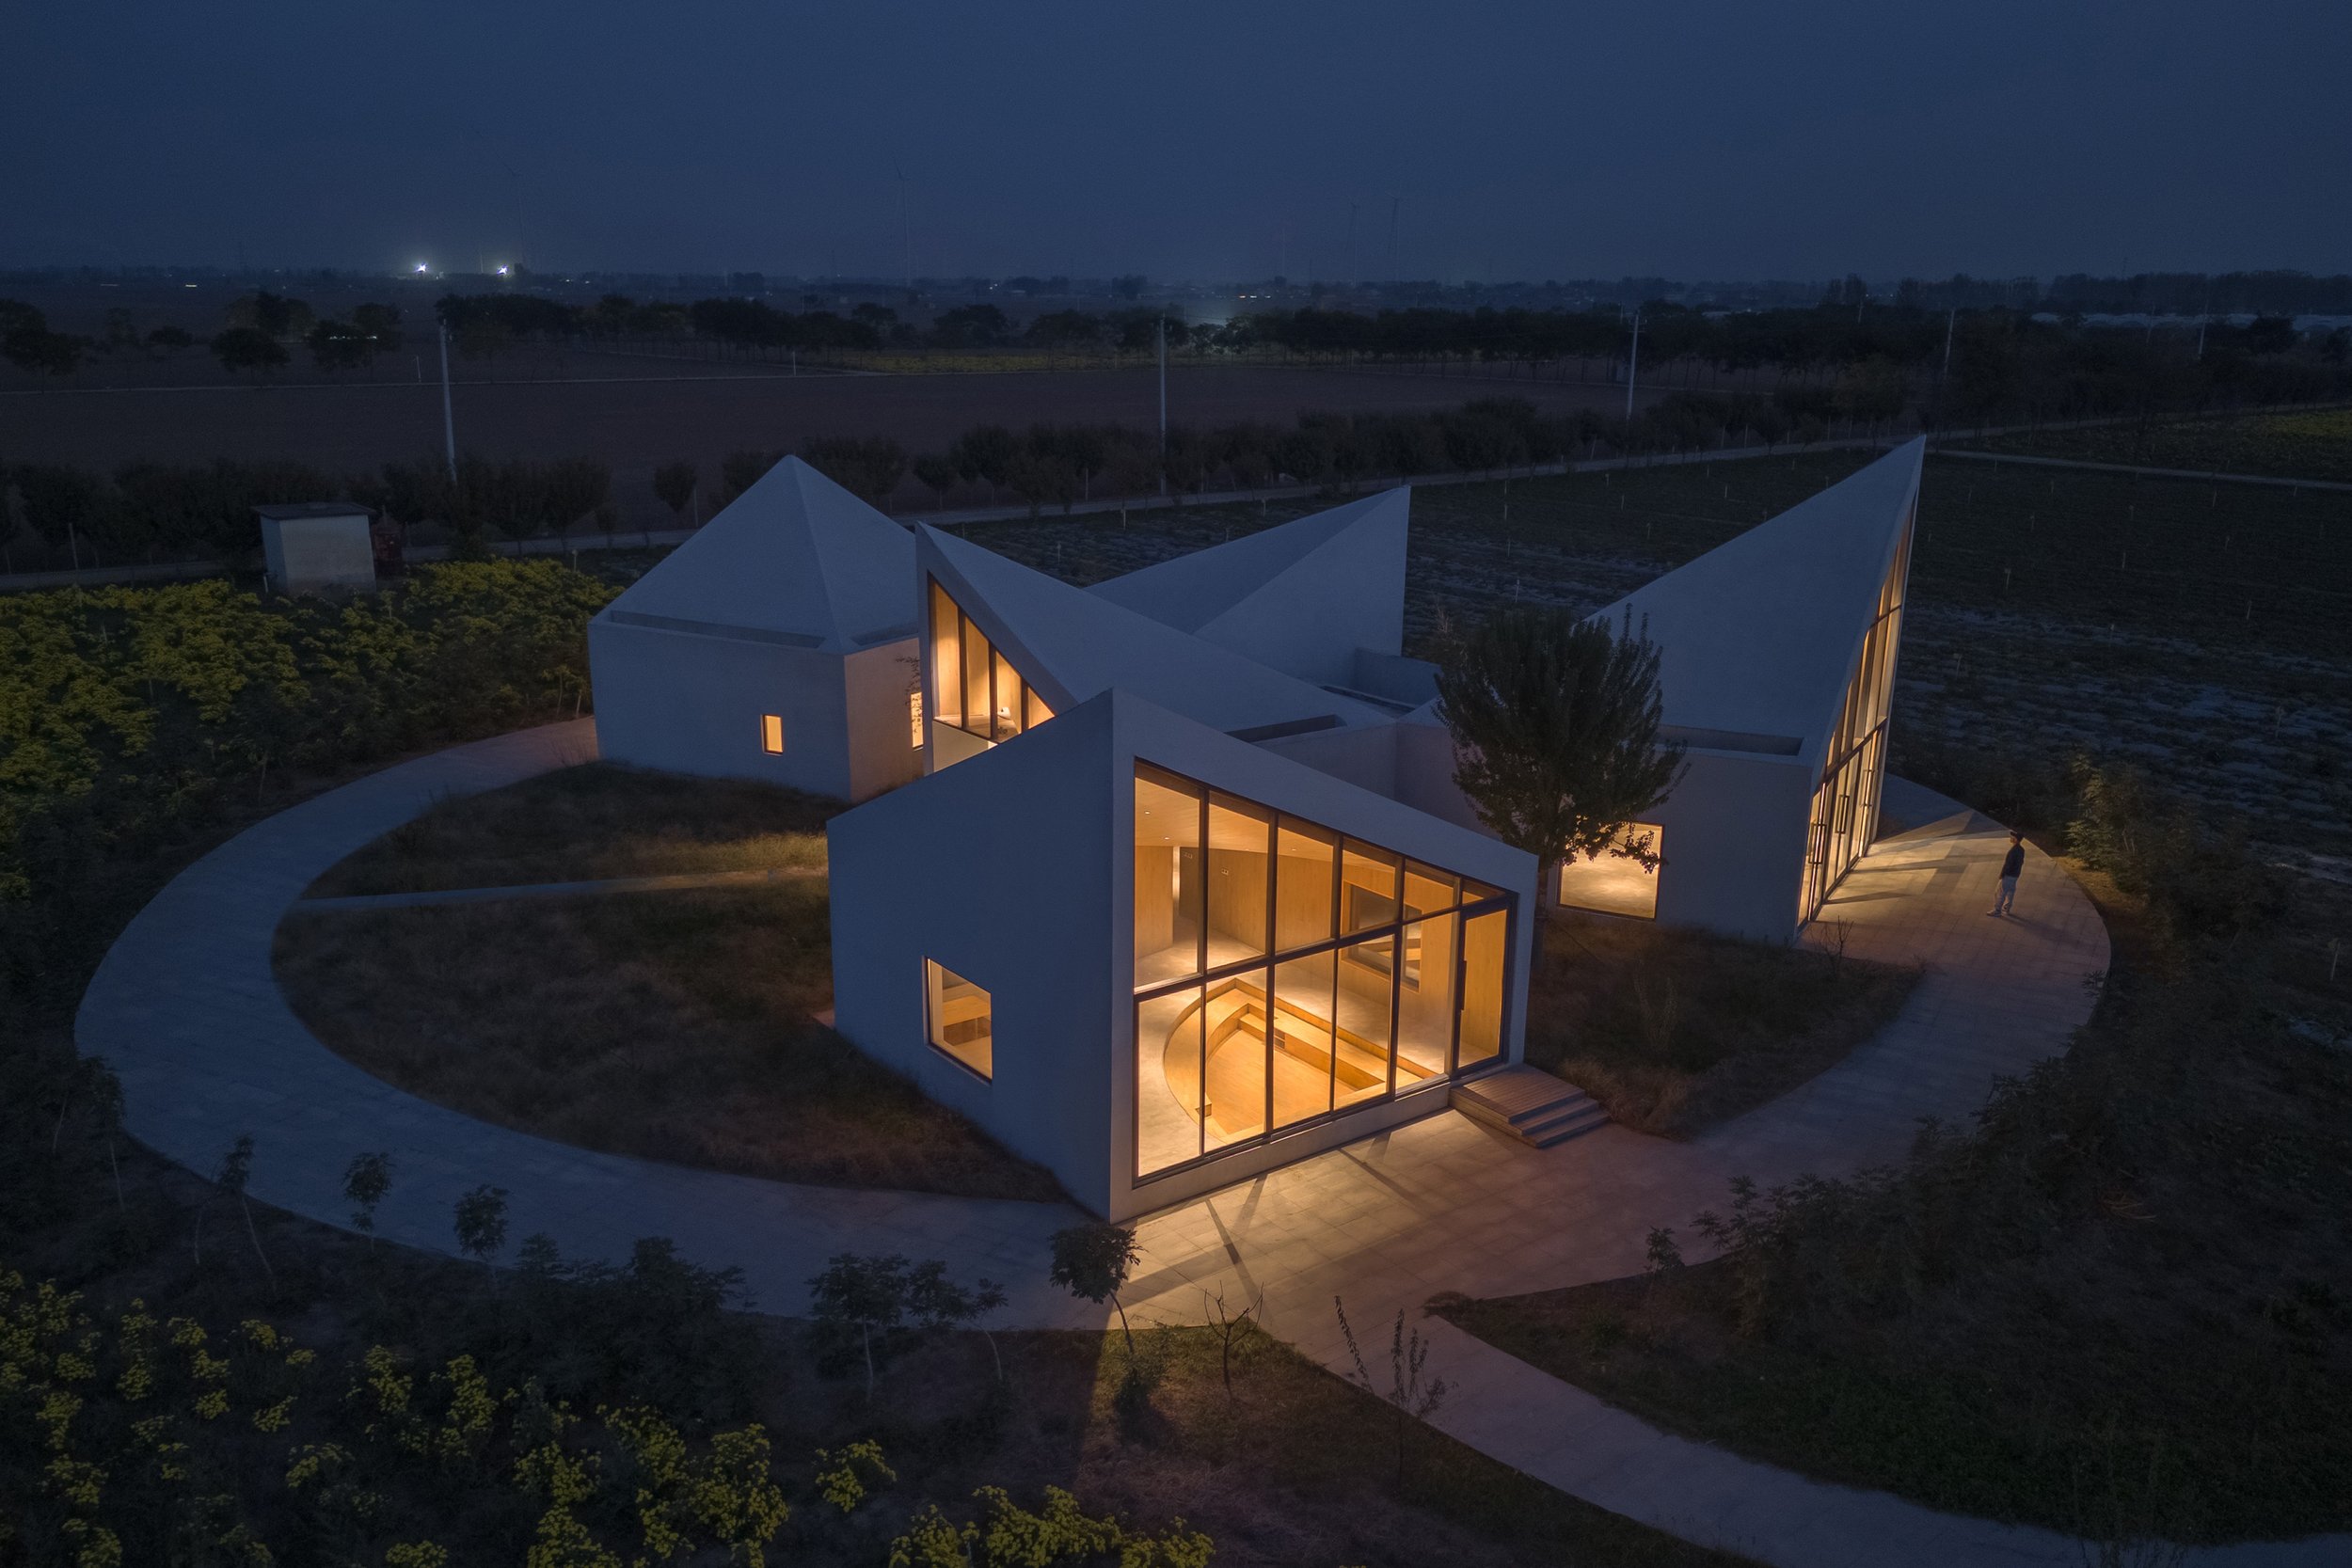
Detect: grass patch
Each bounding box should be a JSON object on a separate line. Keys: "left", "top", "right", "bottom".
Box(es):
{"left": 1523, "top": 911, "right": 1921, "bottom": 1135}
{"left": 275, "top": 879, "right": 1063, "bottom": 1202}
{"left": 1441, "top": 861, "right": 2352, "bottom": 1544}
{"left": 310, "top": 761, "right": 835, "bottom": 895}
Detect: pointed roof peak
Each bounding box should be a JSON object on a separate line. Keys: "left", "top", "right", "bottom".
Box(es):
{"left": 603, "top": 456, "right": 914, "bottom": 649}
{"left": 1089, "top": 488, "right": 1406, "bottom": 633}
{"left": 1597, "top": 441, "right": 1923, "bottom": 759}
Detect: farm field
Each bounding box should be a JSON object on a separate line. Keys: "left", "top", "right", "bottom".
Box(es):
{"left": 1962, "top": 406, "right": 2352, "bottom": 483}
{"left": 0, "top": 356, "right": 1653, "bottom": 522}
{"left": 969, "top": 450, "right": 2352, "bottom": 863}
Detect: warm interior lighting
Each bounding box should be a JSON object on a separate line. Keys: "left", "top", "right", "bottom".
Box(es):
{"left": 907, "top": 688, "right": 924, "bottom": 750}
{"left": 925, "top": 959, "right": 993, "bottom": 1079}
{"left": 1132, "top": 762, "right": 1510, "bottom": 1179}
{"left": 928, "top": 577, "right": 1054, "bottom": 762}
{"left": 1803, "top": 505, "right": 1914, "bottom": 920}
{"left": 1557, "top": 822, "right": 1665, "bottom": 919}
{"left": 761, "top": 714, "right": 785, "bottom": 754}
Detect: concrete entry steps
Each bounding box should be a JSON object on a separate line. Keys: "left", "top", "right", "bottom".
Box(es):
{"left": 1453, "top": 1064, "right": 1610, "bottom": 1148}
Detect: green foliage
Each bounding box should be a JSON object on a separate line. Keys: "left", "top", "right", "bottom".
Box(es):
{"left": 1434, "top": 605, "right": 1684, "bottom": 879}
{"left": 889, "top": 1486, "right": 1212, "bottom": 1568}
{"left": 452, "top": 1186, "right": 509, "bottom": 1268}
{"left": 806, "top": 1254, "right": 1004, "bottom": 1400}
{"left": 211, "top": 326, "right": 289, "bottom": 373}
{"left": 2066, "top": 755, "right": 2283, "bottom": 945}
{"left": 650, "top": 460, "right": 697, "bottom": 518}
{"left": 0, "top": 562, "right": 616, "bottom": 1008}
{"left": 799, "top": 436, "right": 907, "bottom": 505}
{"left": 342, "top": 1152, "right": 392, "bottom": 1237}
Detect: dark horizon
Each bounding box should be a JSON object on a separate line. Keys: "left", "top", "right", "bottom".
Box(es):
{"left": 6, "top": 0, "right": 2347, "bottom": 283}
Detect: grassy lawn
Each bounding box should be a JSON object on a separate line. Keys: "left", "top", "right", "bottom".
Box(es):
{"left": 1438, "top": 863, "right": 2352, "bottom": 1544}
{"left": 276, "top": 878, "right": 1064, "bottom": 1202}
{"left": 310, "top": 760, "right": 835, "bottom": 896}
{"left": 1961, "top": 406, "right": 2352, "bottom": 484}
{"left": 1524, "top": 911, "right": 1921, "bottom": 1136}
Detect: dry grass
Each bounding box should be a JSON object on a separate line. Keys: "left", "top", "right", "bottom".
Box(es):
{"left": 310, "top": 761, "right": 835, "bottom": 896}
{"left": 275, "top": 880, "right": 1063, "bottom": 1202}
{"left": 1524, "top": 910, "right": 1921, "bottom": 1135}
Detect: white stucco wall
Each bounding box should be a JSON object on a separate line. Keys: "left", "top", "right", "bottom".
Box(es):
{"left": 587, "top": 616, "right": 856, "bottom": 799}
{"left": 1648, "top": 749, "right": 1817, "bottom": 943}
{"left": 841, "top": 638, "right": 924, "bottom": 800}
{"left": 827, "top": 700, "right": 1119, "bottom": 1210}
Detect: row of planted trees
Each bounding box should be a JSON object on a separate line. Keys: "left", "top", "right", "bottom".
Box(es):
{"left": 0, "top": 456, "right": 616, "bottom": 572}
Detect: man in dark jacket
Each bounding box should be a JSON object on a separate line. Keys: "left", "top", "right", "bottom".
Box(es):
{"left": 1989, "top": 831, "right": 2026, "bottom": 915}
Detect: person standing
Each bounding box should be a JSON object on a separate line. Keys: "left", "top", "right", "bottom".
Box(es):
{"left": 1989, "top": 831, "right": 2026, "bottom": 915}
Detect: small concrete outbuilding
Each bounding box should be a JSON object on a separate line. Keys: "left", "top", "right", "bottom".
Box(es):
{"left": 254, "top": 503, "right": 377, "bottom": 595}
{"left": 587, "top": 457, "right": 924, "bottom": 802}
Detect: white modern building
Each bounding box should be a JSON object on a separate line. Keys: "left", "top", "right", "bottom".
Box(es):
{"left": 825, "top": 443, "right": 1924, "bottom": 1215}
{"left": 831, "top": 497, "right": 1534, "bottom": 1219}
{"left": 586, "top": 458, "right": 925, "bottom": 801}
{"left": 584, "top": 439, "right": 1921, "bottom": 1215}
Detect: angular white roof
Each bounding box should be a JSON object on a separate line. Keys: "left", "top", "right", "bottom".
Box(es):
{"left": 598, "top": 456, "right": 915, "bottom": 651}
{"left": 920, "top": 524, "right": 1391, "bottom": 740}
{"left": 1090, "top": 488, "right": 1407, "bottom": 638}
{"left": 1594, "top": 438, "right": 1924, "bottom": 764}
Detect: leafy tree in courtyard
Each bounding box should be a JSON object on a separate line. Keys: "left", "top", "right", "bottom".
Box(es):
{"left": 1049, "top": 1222, "right": 1141, "bottom": 1362}
{"left": 1434, "top": 605, "right": 1684, "bottom": 928}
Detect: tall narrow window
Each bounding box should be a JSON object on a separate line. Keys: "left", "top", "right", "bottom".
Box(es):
{"left": 930, "top": 581, "right": 962, "bottom": 730}
{"left": 925, "top": 959, "right": 993, "bottom": 1079}
{"left": 908, "top": 688, "right": 924, "bottom": 750}
{"left": 760, "top": 714, "right": 785, "bottom": 754}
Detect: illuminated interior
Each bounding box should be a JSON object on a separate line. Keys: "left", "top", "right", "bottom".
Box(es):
{"left": 1133, "top": 762, "right": 1511, "bottom": 1180}
{"left": 924, "top": 958, "right": 993, "bottom": 1079}
{"left": 930, "top": 579, "right": 1055, "bottom": 756}
{"left": 1803, "top": 504, "right": 1914, "bottom": 921}
{"left": 761, "top": 714, "right": 784, "bottom": 754}
{"left": 1556, "top": 823, "right": 1665, "bottom": 919}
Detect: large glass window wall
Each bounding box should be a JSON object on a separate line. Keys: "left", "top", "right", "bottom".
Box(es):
{"left": 1802, "top": 507, "right": 1915, "bottom": 922}
{"left": 1133, "top": 762, "right": 1513, "bottom": 1180}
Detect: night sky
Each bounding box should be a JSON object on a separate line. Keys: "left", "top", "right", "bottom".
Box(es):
{"left": 6, "top": 0, "right": 2347, "bottom": 281}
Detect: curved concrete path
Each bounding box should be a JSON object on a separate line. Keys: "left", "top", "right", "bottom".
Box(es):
{"left": 76, "top": 721, "right": 2335, "bottom": 1567}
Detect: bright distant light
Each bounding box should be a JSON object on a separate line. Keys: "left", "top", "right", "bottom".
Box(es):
{"left": 414, "top": 262, "right": 429, "bottom": 274}
{"left": 496, "top": 264, "right": 509, "bottom": 277}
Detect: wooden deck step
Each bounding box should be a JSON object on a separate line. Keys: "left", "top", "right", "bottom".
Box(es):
{"left": 1452, "top": 1065, "right": 1611, "bottom": 1148}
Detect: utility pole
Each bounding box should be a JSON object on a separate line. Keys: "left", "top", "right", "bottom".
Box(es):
{"left": 1157, "top": 315, "right": 1168, "bottom": 496}
{"left": 1942, "top": 307, "right": 1956, "bottom": 375}
{"left": 1624, "top": 309, "right": 1642, "bottom": 421}
{"left": 438, "top": 320, "right": 457, "bottom": 483}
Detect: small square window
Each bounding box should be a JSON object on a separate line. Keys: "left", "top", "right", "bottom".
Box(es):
{"left": 925, "top": 959, "right": 993, "bottom": 1079}
{"left": 761, "top": 714, "right": 785, "bottom": 754}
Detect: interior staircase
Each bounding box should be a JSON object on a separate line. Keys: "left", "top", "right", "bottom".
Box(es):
{"left": 1452, "top": 1065, "right": 1610, "bottom": 1148}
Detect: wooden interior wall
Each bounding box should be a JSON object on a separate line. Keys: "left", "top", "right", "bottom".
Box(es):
{"left": 1135, "top": 847, "right": 1176, "bottom": 956}
{"left": 1206, "top": 847, "right": 1268, "bottom": 951}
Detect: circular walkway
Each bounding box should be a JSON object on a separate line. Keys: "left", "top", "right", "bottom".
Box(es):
{"left": 76, "top": 721, "right": 2331, "bottom": 1566}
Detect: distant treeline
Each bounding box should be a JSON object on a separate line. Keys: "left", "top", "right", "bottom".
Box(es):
{"left": 0, "top": 456, "right": 614, "bottom": 571}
